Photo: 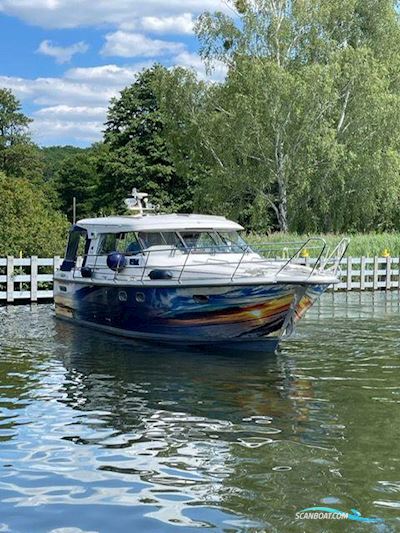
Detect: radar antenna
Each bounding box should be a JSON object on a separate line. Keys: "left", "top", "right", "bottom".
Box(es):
{"left": 124, "top": 188, "right": 157, "bottom": 216}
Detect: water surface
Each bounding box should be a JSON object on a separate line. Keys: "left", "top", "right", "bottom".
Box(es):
{"left": 0, "top": 292, "right": 399, "bottom": 532}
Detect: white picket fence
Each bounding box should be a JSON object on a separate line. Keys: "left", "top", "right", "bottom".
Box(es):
{"left": 0, "top": 255, "right": 399, "bottom": 303}
{"left": 0, "top": 256, "right": 61, "bottom": 303}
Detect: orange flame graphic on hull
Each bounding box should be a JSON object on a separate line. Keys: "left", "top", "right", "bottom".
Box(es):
{"left": 165, "top": 294, "right": 294, "bottom": 327}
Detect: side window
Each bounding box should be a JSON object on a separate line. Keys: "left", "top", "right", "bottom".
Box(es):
{"left": 161, "top": 232, "right": 182, "bottom": 247}
{"left": 137, "top": 232, "right": 164, "bottom": 249}
{"left": 124, "top": 233, "right": 142, "bottom": 255}
{"left": 99, "top": 234, "right": 117, "bottom": 255}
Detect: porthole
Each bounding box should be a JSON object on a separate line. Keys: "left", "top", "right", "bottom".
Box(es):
{"left": 136, "top": 292, "right": 145, "bottom": 303}
{"left": 119, "top": 290, "right": 128, "bottom": 302}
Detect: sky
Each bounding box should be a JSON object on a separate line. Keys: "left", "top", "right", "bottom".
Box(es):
{"left": 0, "top": 0, "right": 227, "bottom": 147}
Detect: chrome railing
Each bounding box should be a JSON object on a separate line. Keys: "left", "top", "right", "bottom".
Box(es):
{"left": 70, "top": 238, "right": 348, "bottom": 284}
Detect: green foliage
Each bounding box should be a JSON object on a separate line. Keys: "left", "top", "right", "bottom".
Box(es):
{"left": 41, "top": 145, "right": 88, "bottom": 182}
{"left": 177, "top": 0, "right": 400, "bottom": 233}
{"left": 0, "top": 172, "right": 69, "bottom": 256}
{"left": 0, "top": 88, "right": 44, "bottom": 181}
{"left": 4, "top": 0, "right": 400, "bottom": 258}
{"left": 54, "top": 143, "right": 105, "bottom": 221}
{"left": 100, "top": 65, "right": 196, "bottom": 213}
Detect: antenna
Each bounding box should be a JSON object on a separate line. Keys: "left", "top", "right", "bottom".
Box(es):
{"left": 124, "top": 188, "right": 156, "bottom": 216}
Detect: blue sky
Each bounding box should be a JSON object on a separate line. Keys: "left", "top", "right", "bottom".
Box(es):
{"left": 0, "top": 0, "right": 226, "bottom": 146}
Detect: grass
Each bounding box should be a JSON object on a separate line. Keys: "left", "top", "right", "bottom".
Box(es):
{"left": 246, "top": 232, "right": 400, "bottom": 258}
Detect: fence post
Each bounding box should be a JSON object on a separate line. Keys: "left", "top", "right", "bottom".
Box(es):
{"left": 6, "top": 256, "right": 14, "bottom": 303}
{"left": 373, "top": 256, "right": 379, "bottom": 290}
{"left": 347, "top": 256, "right": 352, "bottom": 291}
{"left": 386, "top": 256, "right": 392, "bottom": 290}
{"left": 360, "top": 256, "right": 366, "bottom": 291}
{"left": 31, "top": 256, "right": 38, "bottom": 302}
{"left": 53, "top": 256, "right": 61, "bottom": 275}
{"left": 397, "top": 258, "right": 400, "bottom": 291}
{"left": 334, "top": 259, "right": 340, "bottom": 291}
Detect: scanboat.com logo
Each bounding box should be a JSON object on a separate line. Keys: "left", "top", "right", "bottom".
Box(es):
{"left": 296, "top": 506, "right": 383, "bottom": 523}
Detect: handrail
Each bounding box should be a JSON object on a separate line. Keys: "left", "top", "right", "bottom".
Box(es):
{"left": 178, "top": 246, "right": 192, "bottom": 283}
{"left": 321, "top": 238, "right": 350, "bottom": 273}
{"left": 69, "top": 238, "right": 347, "bottom": 283}
{"left": 275, "top": 238, "right": 327, "bottom": 278}
{"left": 231, "top": 245, "right": 251, "bottom": 281}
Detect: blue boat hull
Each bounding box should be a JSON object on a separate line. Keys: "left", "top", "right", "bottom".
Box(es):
{"left": 54, "top": 282, "right": 328, "bottom": 349}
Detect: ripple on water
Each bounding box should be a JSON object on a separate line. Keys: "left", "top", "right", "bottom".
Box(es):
{"left": 0, "top": 297, "right": 399, "bottom": 531}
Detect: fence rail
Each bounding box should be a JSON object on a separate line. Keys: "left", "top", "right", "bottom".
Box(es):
{"left": 0, "top": 255, "right": 399, "bottom": 303}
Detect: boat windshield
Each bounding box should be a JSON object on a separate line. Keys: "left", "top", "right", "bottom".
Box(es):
{"left": 97, "top": 230, "right": 251, "bottom": 255}
{"left": 178, "top": 231, "right": 250, "bottom": 253}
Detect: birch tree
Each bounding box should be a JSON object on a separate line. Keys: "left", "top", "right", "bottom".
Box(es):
{"left": 179, "top": 0, "right": 400, "bottom": 232}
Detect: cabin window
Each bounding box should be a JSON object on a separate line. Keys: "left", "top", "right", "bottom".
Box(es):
{"left": 124, "top": 233, "right": 142, "bottom": 255}
{"left": 99, "top": 234, "right": 118, "bottom": 255}
{"left": 95, "top": 230, "right": 250, "bottom": 257}
{"left": 218, "top": 232, "right": 250, "bottom": 253}
{"left": 178, "top": 232, "right": 220, "bottom": 253}
{"left": 98, "top": 232, "right": 142, "bottom": 255}
{"left": 137, "top": 232, "right": 182, "bottom": 250}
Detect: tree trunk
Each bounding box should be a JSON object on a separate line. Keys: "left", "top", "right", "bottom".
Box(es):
{"left": 275, "top": 133, "right": 289, "bottom": 232}
{"left": 277, "top": 174, "right": 288, "bottom": 232}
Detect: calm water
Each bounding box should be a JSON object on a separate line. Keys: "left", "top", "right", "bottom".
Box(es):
{"left": 0, "top": 293, "right": 399, "bottom": 532}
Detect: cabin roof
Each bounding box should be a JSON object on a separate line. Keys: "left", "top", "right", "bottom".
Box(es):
{"left": 77, "top": 214, "right": 243, "bottom": 234}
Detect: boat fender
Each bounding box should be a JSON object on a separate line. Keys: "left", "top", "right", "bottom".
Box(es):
{"left": 81, "top": 266, "right": 92, "bottom": 278}
{"left": 149, "top": 269, "right": 174, "bottom": 280}
{"left": 107, "top": 252, "right": 127, "bottom": 272}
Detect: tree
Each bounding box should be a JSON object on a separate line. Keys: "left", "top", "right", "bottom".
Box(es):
{"left": 54, "top": 144, "right": 105, "bottom": 221}
{"left": 99, "top": 65, "right": 196, "bottom": 213}
{"left": 181, "top": 0, "right": 400, "bottom": 232}
{"left": 0, "top": 172, "right": 69, "bottom": 256}
{"left": 0, "top": 88, "right": 44, "bottom": 181}
{"left": 42, "top": 145, "right": 88, "bottom": 182}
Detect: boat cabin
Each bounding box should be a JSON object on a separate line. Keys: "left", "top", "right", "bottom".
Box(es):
{"left": 60, "top": 214, "right": 251, "bottom": 277}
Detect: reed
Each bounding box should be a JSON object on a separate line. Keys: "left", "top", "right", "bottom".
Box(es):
{"left": 247, "top": 232, "right": 400, "bottom": 258}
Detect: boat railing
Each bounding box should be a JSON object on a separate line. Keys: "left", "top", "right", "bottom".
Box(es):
{"left": 276, "top": 238, "right": 327, "bottom": 279}
{"left": 71, "top": 238, "right": 348, "bottom": 283}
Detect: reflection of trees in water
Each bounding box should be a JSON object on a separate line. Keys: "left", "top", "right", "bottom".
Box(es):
{"left": 0, "top": 306, "right": 48, "bottom": 443}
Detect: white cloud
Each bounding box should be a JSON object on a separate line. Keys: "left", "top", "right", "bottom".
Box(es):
{"left": 101, "top": 31, "right": 185, "bottom": 58}
{"left": 34, "top": 105, "right": 107, "bottom": 122}
{"left": 64, "top": 64, "right": 151, "bottom": 86}
{"left": 0, "top": 64, "right": 146, "bottom": 144}
{"left": 140, "top": 13, "right": 194, "bottom": 34}
{"left": 0, "top": 0, "right": 223, "bottom": 29}
{"left": 37, "top": 40, "right": 89, "bottom": 64}
{"left": 0, "top": 75, "right": 114, "bottom": 107}
{"left": 32, "top": 118, "right": 102, "bottom": 144}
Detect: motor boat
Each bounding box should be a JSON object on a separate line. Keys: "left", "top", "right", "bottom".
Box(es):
{"left": 54, "top": 190, "right": 348, "bottom": 351}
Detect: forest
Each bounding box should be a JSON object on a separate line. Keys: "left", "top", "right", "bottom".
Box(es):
{"left": 2, "top": 0, "right": 400, "bottom": 257}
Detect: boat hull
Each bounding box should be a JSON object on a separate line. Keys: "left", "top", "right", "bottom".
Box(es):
{"left": 54, "top": 281, "right": 328, "bottom": 350}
